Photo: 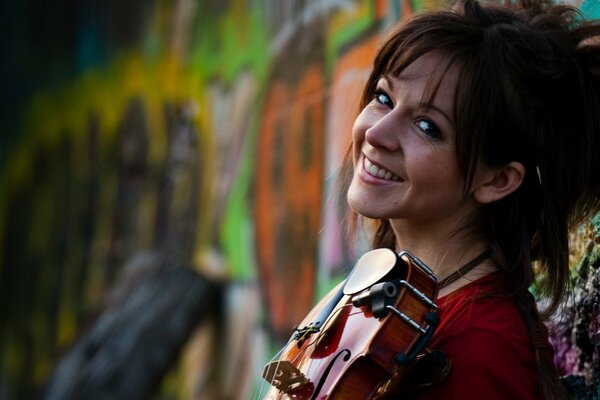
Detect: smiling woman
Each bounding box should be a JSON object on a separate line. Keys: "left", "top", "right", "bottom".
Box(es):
{"left": 260, "top": 1, "right": 600, "bottom": 399}
{"left": 343, "top": 0, "right": 600, "bottom": 398}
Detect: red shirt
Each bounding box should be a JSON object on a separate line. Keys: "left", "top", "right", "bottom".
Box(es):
{"left": 415, "top": 274, "right": 542, "bottom": 400}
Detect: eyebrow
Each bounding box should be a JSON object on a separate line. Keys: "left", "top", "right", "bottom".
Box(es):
{"left": 418, "top": 102, "right": 453, "bottom": 125}
{"left": 380, "top": 74, "right": 453, "bottom": 125}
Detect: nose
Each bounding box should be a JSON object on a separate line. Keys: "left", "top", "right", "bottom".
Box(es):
{"left": 364, "top": 112, "right": 402, "bottom": 151}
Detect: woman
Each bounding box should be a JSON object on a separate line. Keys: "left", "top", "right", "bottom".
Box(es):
{"left": 344, "top": 0, "right": 600, "bottom": 399}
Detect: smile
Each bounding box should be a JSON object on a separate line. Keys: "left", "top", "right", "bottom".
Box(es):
{"left": 364, "top": 157, "right": 402, "bottom": 181}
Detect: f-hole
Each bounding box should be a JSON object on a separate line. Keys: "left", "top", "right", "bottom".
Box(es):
{"left": 311, "top": 348, "right": 352, "bottom": 400}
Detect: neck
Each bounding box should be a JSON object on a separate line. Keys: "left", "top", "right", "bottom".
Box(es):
{"left": 390, "top": 217, "right": 494, "bottom": 295}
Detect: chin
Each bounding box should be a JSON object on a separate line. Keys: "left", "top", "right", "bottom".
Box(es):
{"left": 347, "top": 192, "right": 384, "bottom": 220}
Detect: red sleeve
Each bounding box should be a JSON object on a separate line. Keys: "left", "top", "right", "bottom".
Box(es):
{"left": 416, "top": 328, "right": 540, "bottom": 400}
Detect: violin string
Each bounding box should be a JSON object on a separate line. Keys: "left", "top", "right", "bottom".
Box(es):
{"left": 255, "top": 336, "right": 294, "bottom": 400}
{"left": 256, "top": 300, "right": 355, "bottom": 398}
{"left": 289, "top": 303, "right": 355, "bottom": 383}
{"left": 288, "top": 303, "right": 352, "bottom": 364}
{"left": 255, "top": 303, "right": 346, "bottom": 399}
{"left": 255, "top": 340, "right": 284, "bottom": 399}
{"left": 265, "top": 339, "right": 294, "bottom": 397}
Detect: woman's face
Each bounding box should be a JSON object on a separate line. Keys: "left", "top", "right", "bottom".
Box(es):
{"left": 347, "top": 52, "right": 479, "bottom": 228}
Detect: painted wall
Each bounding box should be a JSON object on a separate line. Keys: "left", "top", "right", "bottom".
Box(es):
{"left": 1, "top": 0, "right": 599, "bottom": 398}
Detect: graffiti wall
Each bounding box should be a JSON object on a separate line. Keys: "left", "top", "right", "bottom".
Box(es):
{"left": 1, "top": 0, "right": 599, "bottom": 399}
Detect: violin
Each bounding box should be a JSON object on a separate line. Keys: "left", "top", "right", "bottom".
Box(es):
{"left": 259, "top": 248, "right": 441, "bottom": 399}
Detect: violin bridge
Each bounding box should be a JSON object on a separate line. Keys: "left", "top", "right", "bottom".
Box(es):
{"left": 263, "top": 361, "right": 309, "bottom": 391}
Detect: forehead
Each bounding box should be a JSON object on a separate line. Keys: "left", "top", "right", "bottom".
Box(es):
{"left": 396, "top": 51, "right": 455, "bottom": 77}
{"left": 385, "top": 52, "right": 460, "bottom": 111}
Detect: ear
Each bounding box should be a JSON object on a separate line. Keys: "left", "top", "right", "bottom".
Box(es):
{"left": 473, "top": 161, "right": 525, "bottom": 204}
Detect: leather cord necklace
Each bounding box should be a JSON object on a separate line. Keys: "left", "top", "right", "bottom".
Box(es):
{"left": 438, "top": 250, "right": 490, "bottom": 289}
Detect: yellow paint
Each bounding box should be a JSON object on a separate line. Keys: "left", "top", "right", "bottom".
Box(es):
{"left": 329, "top": 1, "right": 372, "bottom": 34}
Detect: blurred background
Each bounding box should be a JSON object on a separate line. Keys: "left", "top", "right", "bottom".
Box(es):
{"left": 1, "top": 0, "right": 600, "bottom": 399}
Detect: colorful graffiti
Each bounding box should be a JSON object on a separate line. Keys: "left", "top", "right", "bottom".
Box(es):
{"left": 1, "top": 0, "right": 600, "bottom": 398}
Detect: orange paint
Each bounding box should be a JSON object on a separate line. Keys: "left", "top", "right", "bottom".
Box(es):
{"left": 255, "top": 65, "right": 325, "bottom": 339}
{"left": 328, "top": 34, "right": 380, "bottom": 169}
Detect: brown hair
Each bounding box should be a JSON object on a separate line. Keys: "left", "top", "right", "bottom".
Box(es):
{"left": 343, "top": 1, "right": 600, "bottom": 399}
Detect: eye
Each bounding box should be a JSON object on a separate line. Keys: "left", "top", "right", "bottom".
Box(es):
{"left": 415, "top": 118, "right": 442, "bottom": 139}
{"left": 374, "top": 89, "right": 393, "bottom": 109}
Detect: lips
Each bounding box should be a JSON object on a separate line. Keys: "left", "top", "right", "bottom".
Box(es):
{"left": 363, "top": 157, "right": 402, "bottom": 181}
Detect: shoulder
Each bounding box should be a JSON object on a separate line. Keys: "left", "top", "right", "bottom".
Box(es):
{"left": 417, "top": 328, "right": 540, "bottom": 400}
{"left": 419, "top": 275, "right": 541, "bottom": 399}
{"left": 445, "top": 327, "right": 534, "bottom": 372}
{"left": 434, "top": 274, "right": 530, "bottom": 348}
{"left": 434, "top": 275, "right": 534, "bottom": 364}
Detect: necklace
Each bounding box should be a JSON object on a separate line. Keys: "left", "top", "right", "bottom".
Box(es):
{"left": 438, "top": 250, "right": 490, "bottom": 289}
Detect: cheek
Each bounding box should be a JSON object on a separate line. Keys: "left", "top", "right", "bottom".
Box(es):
{"left": 351, "top": 114, "right": 368, "bottom": 160}
{"left": 412, "top": 150, "right": 462, "bottom": 187}
{"left": 351, "top": 112, "right": 368, "bottom": 142}
{"left": 433, "top": 163, "right": 465, "bottom": 201}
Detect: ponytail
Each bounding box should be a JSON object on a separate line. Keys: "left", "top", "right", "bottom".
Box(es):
{"left": 517, "top": 289, "right": 569, "bottom": 400}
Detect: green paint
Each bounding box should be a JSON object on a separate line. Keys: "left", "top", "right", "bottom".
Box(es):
{"left": 207, "top": 6, "right": 269, "bottom": 280}
{"left": 191, "top": 5, "right": 269, "bottom": 84}
{"left": 411, "top": 0, "right": 425, "bottom": 12}
{"left": 220, "top": 89, "right": 263, "bottom": 280}
{"left": 592, "top": 212, "right": 600, "bottom": 239}
{"left": 326, "top": 2, "right": 376, "bottom": 75}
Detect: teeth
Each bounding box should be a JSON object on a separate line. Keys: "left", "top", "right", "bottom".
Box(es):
{"left": 364, "top": 158, "right": 401, "bottom": 181}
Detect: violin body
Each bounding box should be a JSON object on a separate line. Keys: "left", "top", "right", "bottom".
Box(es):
{"left": 261, "top": 249, "right": 440, "bottom": 399}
